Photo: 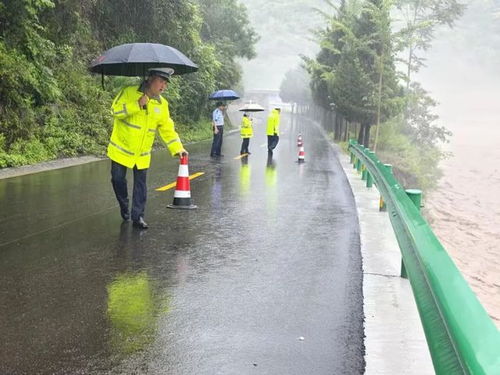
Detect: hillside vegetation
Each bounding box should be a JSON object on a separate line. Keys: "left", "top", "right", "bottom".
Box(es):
{"left": 0, "top": 0, "right": 257, "bottom": 167}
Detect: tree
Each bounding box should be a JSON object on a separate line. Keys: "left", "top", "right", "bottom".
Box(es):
{"left": 279, "top": 66, "right": 312, "bottom": 106}
{"left": 357, "top": 0, "right": 402, "bottom": 150}
{"left": 394, "top": 0, "right": 465, "bottom": 90}
{"left": 306, "top": 0, "right": 401, "bottom": 147}
{"left": 404, "top": 82, "right": 451, "bottom": 146}
{"left": 197, "top": 0, "right": 259, "bottom": 93}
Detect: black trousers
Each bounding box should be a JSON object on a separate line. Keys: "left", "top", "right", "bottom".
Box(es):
{"left": 210, "top": 126, "right": 224, "bottom": 156}
{"left": 267, "top": 135, "right": 279, "bottom": 151}
{"left": 240, "top": 138, "right": 250, "bottom": 154}
{"left": 111, "top": 161, "right": 147, "bottom": 221}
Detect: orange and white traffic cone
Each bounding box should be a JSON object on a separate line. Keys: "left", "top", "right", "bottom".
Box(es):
{"left": 297, "top": 134, "right": 303, "bottom": 147}
{"left": 167, "top": 155, "right": 197, "bottom": 210}
{"left": 298, "top": 144, "right": 305, "bottom": 163}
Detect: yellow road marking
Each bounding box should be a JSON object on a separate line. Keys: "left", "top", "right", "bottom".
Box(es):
{"left": 233, "top": 153, "right": 249, "bottom": 160}
{"left": 155, "top": 172, "right": 205, "bottom": 192}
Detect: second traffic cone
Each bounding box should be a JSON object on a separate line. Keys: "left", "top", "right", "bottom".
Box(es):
{"left": 298, "top": 145, "right": 305, "bottom": 163}
{"left": 297, "top": 134, "right": 303, "bottom": 147}
{"left": 167, "top": 155, "right": 197, "bottom": 210}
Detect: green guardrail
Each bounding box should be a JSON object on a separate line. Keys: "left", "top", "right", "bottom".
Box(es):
{"left": 348, "top": 140, "right": 500, "bottom": 375}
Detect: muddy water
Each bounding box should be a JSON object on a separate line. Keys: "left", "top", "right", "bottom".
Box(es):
{"left": 426, "top": 126, "right": 500, "bottom": 327}
{"left": 421, "top": 67, "right": 500, "bottom": 327}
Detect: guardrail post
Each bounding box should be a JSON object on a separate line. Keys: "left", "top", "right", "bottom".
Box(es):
{"left": 366, "top": 171, "right": 373, "bottom": 188}
{"left": 384, "top": 163, "right": 393, "bottom": 174}
{"left": 379, "top": 164, "right": 393, "bottom": 211}
{"left": 361, "top": 150, "right": 369, "bottom": 180}
{"left": 400, "top": 189, "right": 423, "bottom": 279}
{"left": 350, "top": 152, "right": 355, "bottom": 164}
{"left": 366, "top": 151, "right": 375, "bottom": 188}
{"left": 356, "top": 159, "right": 362, "bottom": 173}
{"left": 406, "top": 189, "right": 422, "bottom": 210}
{"left": 379, "top": 196, "right": 386, "bottom": 211}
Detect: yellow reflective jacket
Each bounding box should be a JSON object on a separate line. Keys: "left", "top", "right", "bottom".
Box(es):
{"left": 240, "top": 116, "right": 253, "bottom": 138}
{"left": 107, "top": 85, "right": 183, "bottom": 169}
{"left": 266, "top": 109, "right": 280, "bottom": 136}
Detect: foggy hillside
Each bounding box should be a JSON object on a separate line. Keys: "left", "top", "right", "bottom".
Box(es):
{"left": 418, "top": 0, "right": 500, "bottom": 129}
{"left": 239, "top": 0, "right": 327, "bottom": 90}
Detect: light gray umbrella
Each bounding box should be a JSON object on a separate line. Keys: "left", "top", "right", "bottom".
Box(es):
{"left": 239, "top": 102, "right": 265, "bottom": 112}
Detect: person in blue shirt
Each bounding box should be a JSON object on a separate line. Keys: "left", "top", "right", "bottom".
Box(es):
{"left": 210, "top": 101, "right": 226, "bottom": 157}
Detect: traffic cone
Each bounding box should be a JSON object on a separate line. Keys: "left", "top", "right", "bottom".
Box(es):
{"left": 167, "top": 155, "right": 197, "bottom": 210}
{"left": 297, "top": 134, "right": 303, "bottom": 147}
{"left": 298, "top": 144, "right": 305, "bottom": 163}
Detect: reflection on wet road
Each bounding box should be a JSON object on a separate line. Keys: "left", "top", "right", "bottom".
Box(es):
{"left": 0, "top": 113, "right": 364, "bottom": 374}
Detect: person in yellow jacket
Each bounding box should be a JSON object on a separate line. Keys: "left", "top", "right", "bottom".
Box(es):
{"left": 240, "top": 113, "right": 253, "bottom": 155}
{"left": 108, "top": 67, "right": 188, "bottom": 229}
{"left": 266, "top": 107, "right": 281, "bottom": 155}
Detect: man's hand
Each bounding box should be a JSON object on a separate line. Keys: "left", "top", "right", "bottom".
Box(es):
{"left": 214, "top": 126, "right": 219, "bottom": 135}
{"left": 139, "top": 94, "right": 149, "bottom": 109}
{"left": 177, "top": 149, "right": 189, "bottom": 159}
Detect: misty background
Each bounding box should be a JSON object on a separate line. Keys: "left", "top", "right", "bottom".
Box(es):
{"left": 239, "top": 0, "right": 326, "bottom": 90}
{"left": 418, "top": 0, "right": 500, "bottom": 131}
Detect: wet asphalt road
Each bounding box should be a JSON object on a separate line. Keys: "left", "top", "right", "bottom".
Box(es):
{"left": 0, "top": 113, "right": 364, "bottom": 375}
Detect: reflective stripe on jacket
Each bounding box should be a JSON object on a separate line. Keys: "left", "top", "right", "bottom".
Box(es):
{"left": 240, "top": 116, "right": 253, "bottom": 138}
{"left": 107, "top": 85, "right": 183, "bottom": 169}
{"left": 266, "top": 109, "right": 280, "bottom": 135}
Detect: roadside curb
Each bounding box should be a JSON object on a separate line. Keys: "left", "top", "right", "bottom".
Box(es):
{"left": 0, "top": 156, "right": 104, "bottom": 180}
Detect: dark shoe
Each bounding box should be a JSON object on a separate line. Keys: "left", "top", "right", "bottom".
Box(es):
{"left": 217, "top": 154, "right": 224, "bottom": 157}
{"left": 132, "top": 217, "right": 149, "bottom": 229}
{"left": 120, "top": 208, "right": 130, "bottom": 221}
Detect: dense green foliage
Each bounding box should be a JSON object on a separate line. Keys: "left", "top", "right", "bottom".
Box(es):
{"left": 0, "top": 0, "right": 257, "bottom": 168}
{"left": 305, "top": 0, "right": 464, "bottom": 189}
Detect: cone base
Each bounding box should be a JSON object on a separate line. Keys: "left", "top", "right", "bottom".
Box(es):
{"left": 167, "top": 197, "right": 197, "bottom": 210}
{"left": 297, "top": 159, "right": 305, "bottom": 163}
{"left": 167, "top": 204, "right": 198, "bottom": 210}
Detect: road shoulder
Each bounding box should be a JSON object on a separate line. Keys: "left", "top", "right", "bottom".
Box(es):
{"left": 336, "top": 146, "right": 434, "bottom": 375}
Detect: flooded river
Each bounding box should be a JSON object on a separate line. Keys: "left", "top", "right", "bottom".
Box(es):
{"left": 420, "top": 56, "right": 500, "bottom": 327}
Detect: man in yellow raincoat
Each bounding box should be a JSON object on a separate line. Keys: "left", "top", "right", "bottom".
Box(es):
{"left": 108, "top": 68, "right": 188, "bottom": 229}
{"left": 240, "top": 113, "right": 253, "bottom": 155}
{"left": 266, "top": 107, "right": 281, "bottom": 155}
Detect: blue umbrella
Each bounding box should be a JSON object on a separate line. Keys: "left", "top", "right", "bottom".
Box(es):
{"left": 209, "top": 89, "right": 240, "bottom": 101}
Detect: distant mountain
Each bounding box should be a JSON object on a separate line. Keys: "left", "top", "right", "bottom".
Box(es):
{"left": 239, "top": 0, "right": 327, "bottom": 90}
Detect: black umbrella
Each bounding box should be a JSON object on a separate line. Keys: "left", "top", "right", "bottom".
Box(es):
{"left": 89, "top": 43, "right": 198, "bottom": 77}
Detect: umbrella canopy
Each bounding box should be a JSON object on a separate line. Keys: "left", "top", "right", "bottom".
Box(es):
{"left": 239, "top": 102, "right": 265, "bottom": 112}
{"left": 209, "top": 89, "right": 240, "bottom": 101}
{"left": 89, "top": 43, "right": 198, "bottom": 76}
